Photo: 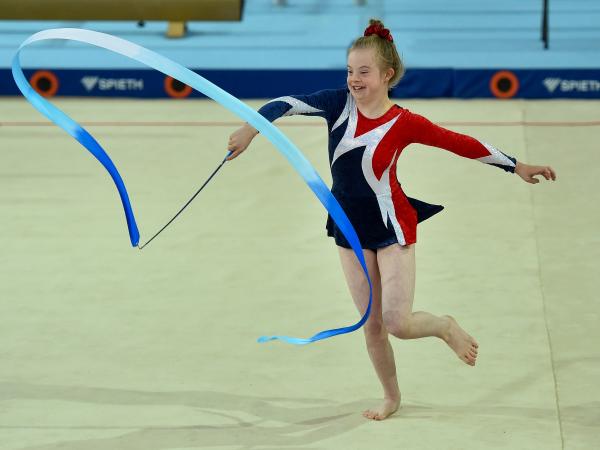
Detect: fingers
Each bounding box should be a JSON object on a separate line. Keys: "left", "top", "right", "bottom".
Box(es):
{"left": 226, "top": 148, "right": 241, "bottom": 161}
{"left": 528, "top": 166, "right": 557, "bottom": 184}
{"left": 539, "top": 166, "right": 556, "bottom": 182}
{"left": 226, "top": 137, "right": 241, "bottom": 161}
{"left": 539, "top": 167, "right": 554, "bottom": 180}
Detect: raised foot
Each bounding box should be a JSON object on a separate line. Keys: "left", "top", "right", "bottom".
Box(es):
{"left": 362, "top": 397, "right": 400, "bottom": 421}
{"left": 442, "top": 315, "right": 479, "bottom": 366}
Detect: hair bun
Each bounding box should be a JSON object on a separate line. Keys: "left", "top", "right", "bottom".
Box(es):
{"left": 364, "top": 22, "right": 393, "bottom": 42}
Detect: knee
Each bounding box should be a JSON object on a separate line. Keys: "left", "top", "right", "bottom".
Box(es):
{"left": 363, "top": 318, "right": 386, "bottom": 341}
{"left": 383, "top": 311, "right": 411, "bottom": 339}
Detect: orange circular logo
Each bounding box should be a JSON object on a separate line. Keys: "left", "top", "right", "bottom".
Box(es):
{"left": 490, "top": 71, "right": 519, "bottom": 99}
{"left": 164, "top": 76, "right": 192, "bottom": 98}
{"left": 30, "top": 70, "right": 59, "bottom": 97}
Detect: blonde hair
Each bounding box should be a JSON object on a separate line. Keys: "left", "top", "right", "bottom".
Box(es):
{"left": 348, "top": 19, "right": 405, "bottom": 89}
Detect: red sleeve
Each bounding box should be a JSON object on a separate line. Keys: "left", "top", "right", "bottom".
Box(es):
{"left": 406, "top": 110, "right": 518, "bottom": 173}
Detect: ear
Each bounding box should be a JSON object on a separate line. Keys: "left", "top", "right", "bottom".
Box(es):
{"left": 385, "top": 67, "right": 395, "bottom": 82}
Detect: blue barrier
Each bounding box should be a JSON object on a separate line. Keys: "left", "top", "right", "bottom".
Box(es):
{"left": 2, "top": 67, "right": 599, "bottom": 99}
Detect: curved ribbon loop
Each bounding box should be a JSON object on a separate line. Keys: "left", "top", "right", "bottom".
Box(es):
{"left": 12, "top": 28, "right": 373, "bottom": 345}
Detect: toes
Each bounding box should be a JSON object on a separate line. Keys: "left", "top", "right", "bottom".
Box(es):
{"left": 363, "top": 409, "right": 386, "bottom": 420}
{"left": 463, "top": 353, "right": 476, "bottom": 365}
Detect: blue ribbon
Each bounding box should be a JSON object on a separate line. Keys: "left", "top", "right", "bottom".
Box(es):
{"left": 12, "top": 28, "right": 373, "bottom": 345}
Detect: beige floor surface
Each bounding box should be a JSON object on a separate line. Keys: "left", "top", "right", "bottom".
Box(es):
{"left": 0, "top": 97, "right": 598, "bottom": 450}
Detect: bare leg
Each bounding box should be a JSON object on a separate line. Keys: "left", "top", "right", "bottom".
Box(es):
{"left": 376, "top": 243, "right": 479, "bottom": 366}
{"left": 337, "top": 246, "right": 400, "bottom": 421}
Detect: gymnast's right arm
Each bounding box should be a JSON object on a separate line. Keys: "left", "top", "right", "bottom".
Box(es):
{"left": 226, "top": 89, "right": 341, "bottom": 161}
{"left": 226, "top": 122, "right": 259, "bottom": 161}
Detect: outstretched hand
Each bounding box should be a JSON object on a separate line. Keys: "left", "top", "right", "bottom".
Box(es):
{"left": 515, "top": 161, "right": 557, "bottom": 184}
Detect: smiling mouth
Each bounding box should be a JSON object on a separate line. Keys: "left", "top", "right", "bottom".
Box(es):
{"left": 351, "top": 86, "right": 365, "bottom": 91}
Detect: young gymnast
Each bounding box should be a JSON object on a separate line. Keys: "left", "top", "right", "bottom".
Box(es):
{"left": 226, "top": 19, "right": 557, "bottom": 421}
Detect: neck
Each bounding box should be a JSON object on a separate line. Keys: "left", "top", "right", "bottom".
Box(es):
{"left": 355, "top": 93, "right": 394, "bottom": 118}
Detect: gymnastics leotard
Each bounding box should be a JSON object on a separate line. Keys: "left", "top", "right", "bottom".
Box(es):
{"left": 257, "top": 88, "right": 518, "bottom": 249}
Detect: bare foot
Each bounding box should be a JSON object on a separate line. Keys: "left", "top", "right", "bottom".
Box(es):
{"left": 362, "top": 396, "right": 400, "bottom": 421}
{"left": 441, "top": 315, "right": 479, "bottom": 366}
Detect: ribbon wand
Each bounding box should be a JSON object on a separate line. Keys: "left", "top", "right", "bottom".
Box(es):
{"left": 138, "top": 150, "right": 233, "bottom": 250}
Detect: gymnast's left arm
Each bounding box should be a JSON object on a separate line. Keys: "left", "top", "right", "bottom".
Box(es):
{"left": 406, "top": 111, "right": 557, "bottom": 184}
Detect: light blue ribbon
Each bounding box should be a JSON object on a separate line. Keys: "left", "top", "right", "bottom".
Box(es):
{"left": 12, "top": 28, "right": 373, "bottom": 345}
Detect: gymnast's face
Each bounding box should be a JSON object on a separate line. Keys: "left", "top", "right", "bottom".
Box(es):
{"left": 347, "top": 47, "right": 392, "bottom": 102}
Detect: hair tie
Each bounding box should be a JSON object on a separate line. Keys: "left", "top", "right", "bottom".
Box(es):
{"left": 364, "top": 23, "right": 393, "bottom": 42}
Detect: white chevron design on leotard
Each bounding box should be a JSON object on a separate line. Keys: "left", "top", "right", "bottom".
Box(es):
{"left": 265, "top": 96, "right": 323, "bottom": 116}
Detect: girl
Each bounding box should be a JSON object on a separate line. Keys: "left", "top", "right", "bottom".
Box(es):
{"left": 226, "top": 19, "right": 557, "bottom": 421}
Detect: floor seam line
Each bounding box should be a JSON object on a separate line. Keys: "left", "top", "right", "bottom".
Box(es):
{"left": 521, "top": 102, "right": 565, "bottom": 450}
